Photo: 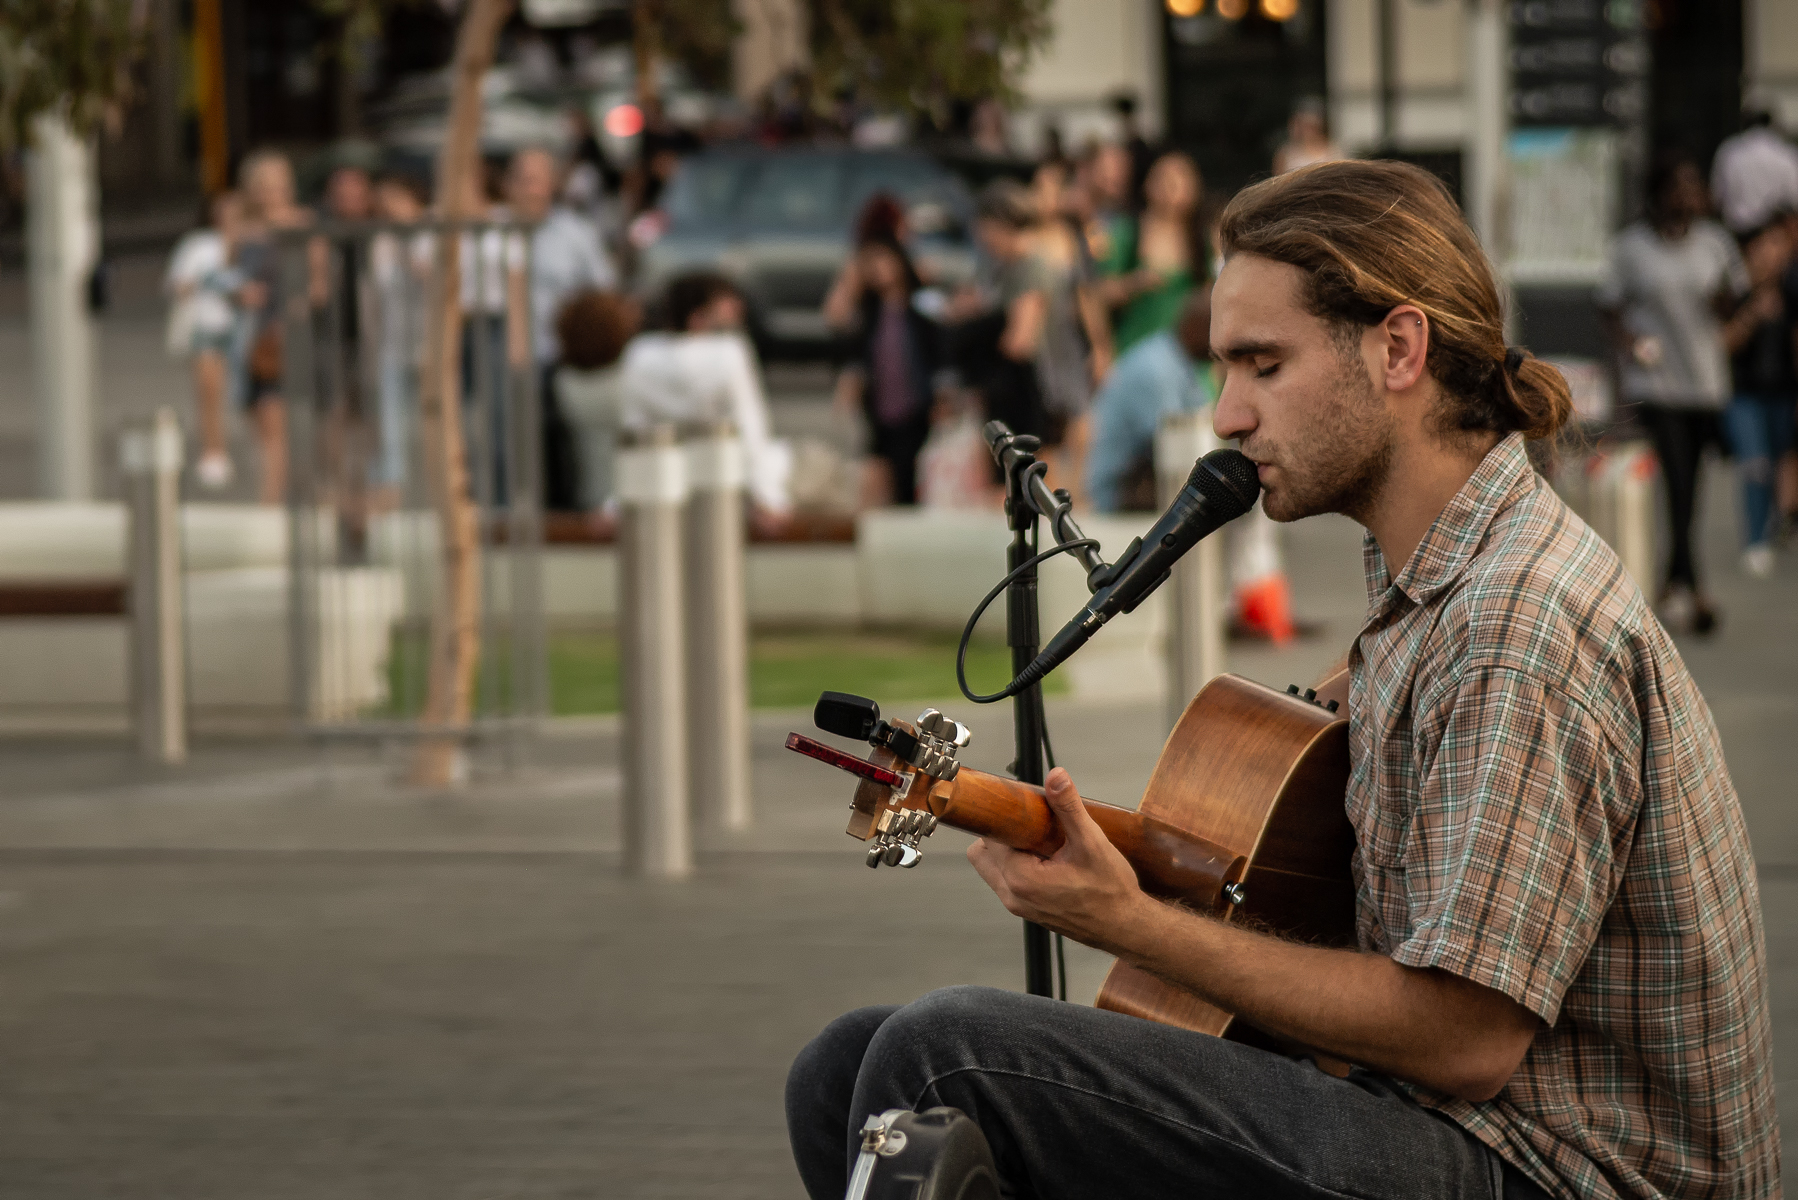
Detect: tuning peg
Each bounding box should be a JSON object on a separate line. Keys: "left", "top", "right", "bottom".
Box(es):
{"left": 866, "top": 844, "right": 886, "bottom": 869}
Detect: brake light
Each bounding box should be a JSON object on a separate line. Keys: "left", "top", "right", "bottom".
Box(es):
{"left": 604, "top": 103, "right": 644, "bottom": 139}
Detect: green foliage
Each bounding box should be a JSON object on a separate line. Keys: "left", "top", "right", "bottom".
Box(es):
{"left": 653, "top": 0, "right": 740, "bottom": 93}
{"left": 808, "top": 0, "right": 1054, "bottom": 121}
{"left": 0, "top": 0, "right": 144, "bottom": 152}
{"left": 307, "top": 0, "right": 393, "bottom": 81}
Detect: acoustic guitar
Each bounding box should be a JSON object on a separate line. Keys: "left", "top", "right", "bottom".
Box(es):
{"left": 787, "top": 671, "right": 1357, "bottom": 1039}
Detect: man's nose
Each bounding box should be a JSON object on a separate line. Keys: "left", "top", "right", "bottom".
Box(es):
{"left": 1212, "top": 373, "right": 1254, "bottom": 443}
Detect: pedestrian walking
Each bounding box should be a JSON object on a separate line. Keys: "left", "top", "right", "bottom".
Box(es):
{"left": 505, "top": 145, "right": 619, "bottom": 512}
{"left": 1720, "top": 219, "right": 1798, "bottom": 576}
{"left": 164, "top": 191, "right": 250, "bottom": 490}
{"left": 1597, "top": 153, "right": 1749, "bottom": 632}
{"left": 826, "top": 233, "right": 943, "bottom": 507}
{"left": 1029, "top": 157, "right": 1111, "bottom": 503}
{"left": 1094, "top": 151, "right": 1206, "bottom": 357}
{"left": 235, "top": 149, "right": 314, "bottom": 505}
{"left": 948, "top": 180, "right": 1054, "bottom": 464}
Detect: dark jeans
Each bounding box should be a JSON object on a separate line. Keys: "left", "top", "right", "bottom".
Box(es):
{"left": 1640, "top": 404, "right": 1724, "bottom": 590}
{"left": 787, "top": 986, "right": 1554, "bottom": 1200}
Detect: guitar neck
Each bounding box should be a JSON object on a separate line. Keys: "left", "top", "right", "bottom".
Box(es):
{"left": 921, "top": 767, "right": 1246, "bottom": 911}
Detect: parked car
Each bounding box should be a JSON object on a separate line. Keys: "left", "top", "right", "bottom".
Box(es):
{"left": 635, "top": 147, "right": 979, "bottom": 352}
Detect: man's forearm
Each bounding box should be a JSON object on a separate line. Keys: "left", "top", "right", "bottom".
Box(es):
{"left": 1107, "top": 896, "right": 1532, "bottom": 1102}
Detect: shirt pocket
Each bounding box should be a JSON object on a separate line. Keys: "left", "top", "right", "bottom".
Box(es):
{"left": 1346, "top": 753, "right": 1413, "bottom": 870}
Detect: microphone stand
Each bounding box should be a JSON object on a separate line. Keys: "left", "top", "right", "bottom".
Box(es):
{"left": 985, "top": 422, "right": 1107, "bottom": 999}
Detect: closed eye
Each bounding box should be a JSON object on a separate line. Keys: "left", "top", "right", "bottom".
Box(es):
{"left": 1254, "top": 362, "right": 1279, "bottom": 379}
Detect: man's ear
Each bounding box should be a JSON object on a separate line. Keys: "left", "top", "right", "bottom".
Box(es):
{"left": 1377, "top": 304, "right": 1431, "bottom": 393}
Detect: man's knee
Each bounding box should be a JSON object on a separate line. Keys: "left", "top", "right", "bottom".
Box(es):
{"left": 789, "top": 1004, "right": 897, "bottom": 1105}
{"left": 861, "top": 986, "right": 1041, "bottom": 1080}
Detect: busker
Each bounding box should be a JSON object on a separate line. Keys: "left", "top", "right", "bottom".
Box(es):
{"left": 786, "top": 160, "right": 1778, "bottom": 1200}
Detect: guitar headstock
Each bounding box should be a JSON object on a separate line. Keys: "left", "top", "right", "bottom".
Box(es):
{"left": 787, "top": 692, "right": 973, "bottom": 868}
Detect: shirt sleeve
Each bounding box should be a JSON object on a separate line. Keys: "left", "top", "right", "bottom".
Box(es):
{"left": 721, "top": 337, "right": 790, "bottom": 514}
{"left": 1387, "top": 665, "right": 1633, "bottom": 1025}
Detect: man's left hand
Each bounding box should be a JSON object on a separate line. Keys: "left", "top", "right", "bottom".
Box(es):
{"left": 967, "top": 767, "right": 1148, "bottom": 953}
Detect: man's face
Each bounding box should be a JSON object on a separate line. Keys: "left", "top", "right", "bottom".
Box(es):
{"left": 690, "top": 292, "right": 745, "bottom": 333}
{"left": 1210, "top": 253, "right": 1395, "bottom": 523}
{"left": 507, "top": 150, "right": 558, "bottom": 221}
{"left": 327, "top": 168, "right": 372, "bottom": 221}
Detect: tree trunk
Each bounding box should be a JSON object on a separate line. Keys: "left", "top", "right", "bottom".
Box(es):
{"left": 411, "top": 0, "right": 513, "bottom": 787}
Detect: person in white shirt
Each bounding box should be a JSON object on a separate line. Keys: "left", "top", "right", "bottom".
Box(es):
{"left": 164, "top": 191, "right": 251, "bottom": 490}
{"left": 1710, "top": 108, "right": 1798, "bottom": 237}
{"left": 620, "top": 273, "right": 792, "bottom": 532}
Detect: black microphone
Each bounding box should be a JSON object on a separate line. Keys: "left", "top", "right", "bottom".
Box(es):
{"left": 1010, "top": 448, "right": 1260, "bottom": 692}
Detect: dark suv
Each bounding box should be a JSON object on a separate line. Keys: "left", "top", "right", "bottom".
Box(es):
{"left": 635, "top": 146, "right": 978, "bottom": 351}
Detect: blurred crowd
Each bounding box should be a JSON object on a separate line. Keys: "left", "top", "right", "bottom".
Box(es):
{"left": 161, "top": 96, "right": 1345, "bottom": 536}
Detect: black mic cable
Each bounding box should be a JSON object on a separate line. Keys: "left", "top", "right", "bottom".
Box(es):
{"left": 957, "top": 448, "right": 1260, "bottom": 704}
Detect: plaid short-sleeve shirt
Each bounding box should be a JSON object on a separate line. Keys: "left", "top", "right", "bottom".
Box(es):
{"left": 1347, "top": 434, "right": 1778, "bottom": 1199}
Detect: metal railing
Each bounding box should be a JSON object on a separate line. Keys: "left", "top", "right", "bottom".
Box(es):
{"left": 275, "top": 220, "right": 547, "bottom": 757}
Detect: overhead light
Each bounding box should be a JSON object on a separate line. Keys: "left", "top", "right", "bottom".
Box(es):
{"left": 1166, "top": 0, "right": 1205, "bottom": 15}
{"left": 1217, "top": 0, "right": 1248, "bottom": 17}
{"left": 1260, "top": 0, "right": 1299, "bottom": 16}
{"left": 604, "top": 103, "right": 644, "bottom": 139}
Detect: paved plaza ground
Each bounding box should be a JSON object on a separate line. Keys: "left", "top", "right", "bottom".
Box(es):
{"left": 0, "top": 259, "right": 1791, "bottom": 1197}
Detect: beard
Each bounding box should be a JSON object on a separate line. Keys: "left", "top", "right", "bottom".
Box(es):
{"left": 1247, "top": 348, "right": 1396, "bottom": 524}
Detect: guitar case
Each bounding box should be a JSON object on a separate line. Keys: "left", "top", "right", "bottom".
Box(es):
{"left": 845, "top": 1107, "right": 1000, "bottom": 1200}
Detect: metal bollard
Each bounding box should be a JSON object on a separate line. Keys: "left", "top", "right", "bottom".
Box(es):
{"left": 683, "top": 423, "right": 752, "bottom": 833}
{"left": 1156, "top": 410, "right": 1227, "bottom": 732}
{"left": 617, "top": 424, "right": 691, "bottom": 877}
{"left": 121, "top": 407, "right": 186, "bottom": 763}
{"left": 1610, "top": 443, "right": 1658, "bottom": 596}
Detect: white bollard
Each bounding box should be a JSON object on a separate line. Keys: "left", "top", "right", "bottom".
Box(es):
{"left": 1610, "top": 443, "right": 1658, "bottom": 596}
{"left": 617, "top": 425, "right": 691, "bottom": 878}
{"left": 683, "top": 423, "right": 752, "bottom": 833}
{"left": 121, "top": 407, "right": 187, "bottom": 763}
{"left": 1156, "top": 410, "right": 1227, "bottom": 732}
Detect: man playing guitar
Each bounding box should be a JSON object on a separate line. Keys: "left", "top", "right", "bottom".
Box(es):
{"left": 786, "top": 160, "right": 1778, "bottom": 1199}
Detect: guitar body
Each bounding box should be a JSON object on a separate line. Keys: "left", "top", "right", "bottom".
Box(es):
{"left": 1094, "top": 672, "right": 1356, "bottom": 1036}
{"left": 790, "top": 671, "right": 1358, "bottom": 1040}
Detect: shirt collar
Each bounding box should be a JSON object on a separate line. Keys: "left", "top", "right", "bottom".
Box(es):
{"left": 1362, "top": 433, "right": 1536, "bottom": 611}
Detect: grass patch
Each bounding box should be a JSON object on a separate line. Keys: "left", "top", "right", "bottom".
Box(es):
{"left": 384, "top": 627, "right": 1062, "bottom": 717}
{"left": 551, "top": 629, "right": 1060, "bottom": 714}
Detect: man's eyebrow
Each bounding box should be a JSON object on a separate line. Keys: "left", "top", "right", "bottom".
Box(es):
{"left": 1212, "top": 339, "right": 1284, "bottom": 363}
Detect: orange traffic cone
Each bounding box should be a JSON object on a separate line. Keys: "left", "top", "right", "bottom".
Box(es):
{"left": 1231, "top": 502, "right": 1295, "bottom": 645}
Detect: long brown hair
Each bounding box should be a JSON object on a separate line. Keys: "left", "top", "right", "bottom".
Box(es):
{"left": 1218, "top": 160, "right": 1572, "bottom": 441}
